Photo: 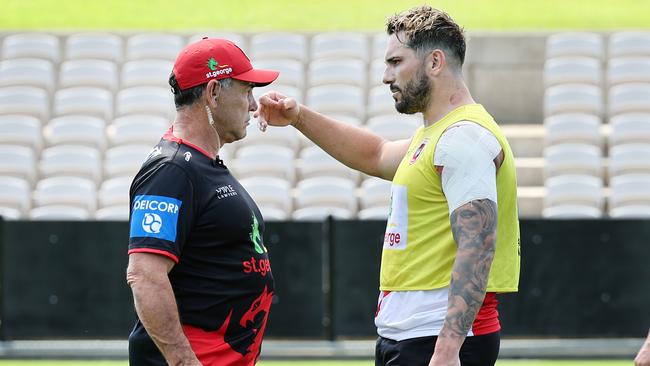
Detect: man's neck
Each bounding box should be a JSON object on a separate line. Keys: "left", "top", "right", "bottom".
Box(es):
{"left": 171, "top": 105, "right": 221, "bottom": 160}
{"left": 422, "top": 78, "right": 476, "bottom": 127}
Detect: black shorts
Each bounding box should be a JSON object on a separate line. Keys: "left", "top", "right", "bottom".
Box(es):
{"left": 375, "top": 331, "right": 500, "bottom": 366}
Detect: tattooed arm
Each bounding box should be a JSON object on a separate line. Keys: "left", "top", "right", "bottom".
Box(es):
{"left": 429, "top": 199, "right": 498, "bottom": 366}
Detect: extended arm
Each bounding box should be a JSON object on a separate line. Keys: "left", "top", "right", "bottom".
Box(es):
{"left": 126, "top": 253, "right": 201, "bottom": 366}
{"left": 256, "top": 92, "right": 410, "bottom": 180}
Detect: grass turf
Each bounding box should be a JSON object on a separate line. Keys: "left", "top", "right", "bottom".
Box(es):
{"left": 0, "top": 361, "right": 633, "bottom": 366}
{"left": 1, "top": 0, "right": 649, "bottom": 31}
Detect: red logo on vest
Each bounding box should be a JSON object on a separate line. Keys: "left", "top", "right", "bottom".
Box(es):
{"left": 409, "top": 139, "right": 429, "bottom": 164}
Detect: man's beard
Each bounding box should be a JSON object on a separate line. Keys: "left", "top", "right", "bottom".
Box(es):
{"left": 393, "top": 68, "right": 431, "bottom": 114}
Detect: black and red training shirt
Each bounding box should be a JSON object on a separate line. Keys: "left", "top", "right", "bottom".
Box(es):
{"left": 128, "top": 129, "right": 273, "bottom": 366}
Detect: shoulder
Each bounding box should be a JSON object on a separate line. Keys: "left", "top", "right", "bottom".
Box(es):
{"left": 434, "top": 121, "right": 501, "bottom": 165}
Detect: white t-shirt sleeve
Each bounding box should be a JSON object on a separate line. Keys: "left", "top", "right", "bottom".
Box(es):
{"left": 433, "top": 122, "right": 502, "bottom": 214}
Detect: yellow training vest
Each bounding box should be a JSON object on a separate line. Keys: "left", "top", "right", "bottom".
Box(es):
{"left": 380, "top": 104, "right": 520, "bottom": 292}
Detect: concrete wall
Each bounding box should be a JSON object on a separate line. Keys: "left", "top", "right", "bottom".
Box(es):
{"left": 465, "top": 32, "right": 548, "bottom": 124}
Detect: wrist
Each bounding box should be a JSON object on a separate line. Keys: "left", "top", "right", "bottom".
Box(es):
{"left": 291, "top": 105, "right": 304, "bottom": 129}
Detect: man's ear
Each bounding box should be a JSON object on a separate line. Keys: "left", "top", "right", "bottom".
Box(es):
{"left": 430, "top": 49, "right": 446, "bottom": 76}
{"left": 205, "top": 79, "right": 221, "bottom": 107}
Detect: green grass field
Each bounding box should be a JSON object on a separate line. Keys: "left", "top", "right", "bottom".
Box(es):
{"left": 0, "top": 361, "right": 634, "bottom": 366}
{"left": 1, "top": 0, "right": 649, "bottom": 31}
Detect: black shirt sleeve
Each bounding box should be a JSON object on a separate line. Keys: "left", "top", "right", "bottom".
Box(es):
{"left": 128, "top": 162, "right": 195, "bottom": 263}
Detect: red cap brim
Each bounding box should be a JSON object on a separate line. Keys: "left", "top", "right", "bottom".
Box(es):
{"left": 232, "top": 68, "right": 280, "bottom": 87}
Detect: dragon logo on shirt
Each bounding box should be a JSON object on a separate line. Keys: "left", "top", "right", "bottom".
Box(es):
{"left": 183, "top": 286, "right": 274, "bottom": 365}
{"left": 250, "top": 214, "right": 266, "bottom": 254}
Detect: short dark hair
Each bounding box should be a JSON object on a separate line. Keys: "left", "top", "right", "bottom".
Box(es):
{"left": 386, "top": 6, "right": 466, "bottom": 71}
{"left": 169, "top": 73, "right": 234, "bottom": 109}
{"left": 169, "top": 72, "right": 206, "bottom": 109}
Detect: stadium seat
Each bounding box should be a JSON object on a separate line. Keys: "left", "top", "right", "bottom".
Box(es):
{"left": 256, "top": 205, "right": 288, "bottom": 221}
{"left": 500, "top": 124, "right": 545, "bottom": 158}
{"left": 107, "top": 114, "right": 169, "bottom": 147}
{"left": 542, "top": 204, "right": 602, "bottom": 219}
{"left": 609, "top": 143, "right": 650, "bottom": 176}
{"left": 544, "top": 174, "right": 603, "bottom": 210}
{"left": 240, "top": 123, "right": 300, "bottom": 152}
{"left": 33, "top": 176, "right": 97, "bottom": 212}
{"left": 311, "top": 32, "right": 369, "bottom": 61}
{"left": 253, "top": 84, "right": 302, "bottom": 104}
{"left": 98, "top": 176, "right": 132, "bottom": 208}
{"left": 360, "top": 177, "right": 391, "bottom": 209}
{"left": 59, "top": 59, "right": 119, "bottom": 91}
{"left": 609, "top": 173, "right": 650, "bottom": 209}
{"left": 607, "top": 57, "right": 650, "bottom": 86}
{"left": 545, "top": 32, "right": 604, "bottom": 59}
{"left": 0, "top": 86, "right": 49, "bottom": 120}
{"left": 543, "top": 143, "right": 602, "bottom": 178}
{"left": 239, "top": 176, "right": 292, "bottom": 213}
{"left": 0, "top": 206, "right": 23, "bottom": 220}
{"left": 104, "top": 144, "right": 152, "bottom": 179}
{"left": 608, "top": 113, "right": 650, "bottom": 146}
{"left": 608, "top": 83, "right": 650, "bottom": 116}
{"left": 121, "top": 59, "right": 174, "bottom": 88}
{"left": 543, "top": 113, "right": 602, "bottom": 147}
{"left": 515, "top": 158, "right": 545, "bottom": 187}
{"left": 358, "top": 206, "right": 389, "bottom": 220}
{"left": 543, "top": 83, "right": 603, "bottom": 116}
{"left": 367, "top": 85, "right": 397, "bottom": 117}
{"left": 54, "top": 87, "right": 113, "bottom": 120}
{"left": 64, "top": 33, "right": 123, "bottom": 62}
{"left": 189, "top": 33, "right": 246, "bottom": 49}
{"left": 0, "top": 144, "right": 37, "bottom": 183}
{"left": 29, "top": 205, "right": 91, "bottom": 220}
{"left": 39, "top": 145, "right": 102, "bottom": 183}
{"left": 292, "top": 206, "right": 354, "bottom": 221}
{"left": 308, "top": 59, "right": 366, "bottom": 88}
{"left": 366, "top": 114, "right": 420, "bottom": 141}
{"left": 298, "top": 146, "right": 359, "bottom": 181}
{"left": 295, "top": 177, "right": 357, "bottom": 213}
{"left": 608, "top": 31, "right": 650, "bottom": 57}
{"left": 116, "top": 86, "right": 175, "bottom": 119}
{"left": 609, "top": 205, "right": 650, "bottom": 218}
{"left": 0, "top": 58, "right": 55, "bottom": 92}
{"left": 0, "top": 176, "right": 31, "bottom": 214}
{"left": 372, "top": 32, "right": 388, "bottom": 60}
{"left": 369, "top": 59, "right": 386, "bottom": 87}
{"left": 44, "top": 115, "right": 107, "bottom": 150}
{"left": 543, "top": 57, "right": 602, "bottom": 87}
{"left": 252, "top": 59, "right": 304, "bottom": 89}
{"left": 95, "top": 205, "right": 129, "bottom": 221}
{"left": 0, "top": 115, "right": 43, "bottom": 151}
{"left": 126, "top": 33, "right": 185, "bottom": 61}
{"left": 306, "top": 84, "right": 364, "bottom": 119}
{"left": 250, "top": 32, "right": 307, "bottom": 62}
{"left": 232, "top": 145, "right": 296, "bottom": 182}
{"left": 1, "top": 33, "right": 60, "bottom": 62}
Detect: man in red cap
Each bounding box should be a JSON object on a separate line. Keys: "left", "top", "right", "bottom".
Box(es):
{"left": 126, "top": 37, "right": 279, "bottom": 366}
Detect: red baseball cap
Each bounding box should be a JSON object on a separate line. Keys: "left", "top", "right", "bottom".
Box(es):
{"left": 173, "top": 37, "right": 279, "bottom": 90}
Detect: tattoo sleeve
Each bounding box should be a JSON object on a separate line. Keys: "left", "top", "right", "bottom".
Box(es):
{"left": 439, "top": 199, "right": 498, "bottom": 341}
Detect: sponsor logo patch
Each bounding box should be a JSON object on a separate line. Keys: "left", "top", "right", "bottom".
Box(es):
{"left": 130, "top": 195, "right": 182, "bottom": 242}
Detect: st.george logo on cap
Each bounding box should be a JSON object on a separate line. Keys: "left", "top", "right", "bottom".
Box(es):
{"left": 173, "top": 37, "right": 279, "bottom": 90}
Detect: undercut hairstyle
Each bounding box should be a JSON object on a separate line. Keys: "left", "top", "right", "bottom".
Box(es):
{"left": 169, "top": 73, "right": 232, "bottom": 109}
{"left": 386, "top": 6, "right": 466, "bottom": 72}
